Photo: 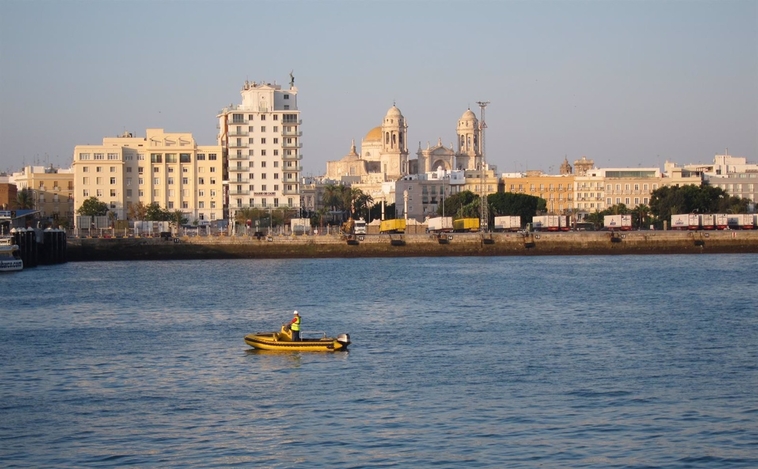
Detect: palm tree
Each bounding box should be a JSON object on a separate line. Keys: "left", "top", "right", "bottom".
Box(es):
{"left": 16, "top": 188, "right": 35, "bottom": 210}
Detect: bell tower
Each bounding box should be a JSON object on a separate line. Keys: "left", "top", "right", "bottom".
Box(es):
{"left": 455, "top": 109, "right": 480, "bottom": 170}
{"left": 380, "top": 104, "right": 408, "bottom": 180}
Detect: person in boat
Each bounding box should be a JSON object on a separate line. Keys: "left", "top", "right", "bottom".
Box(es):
{"left": 288, "top": 311, "right": 301, "bottom": 341}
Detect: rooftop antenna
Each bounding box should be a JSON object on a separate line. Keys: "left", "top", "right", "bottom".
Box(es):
{"left": 476, "top": 101, "right": 489, "bottom": 232}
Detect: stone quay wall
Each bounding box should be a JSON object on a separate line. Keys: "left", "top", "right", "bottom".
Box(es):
{"left": 66, "top": 230, "right": 758, "bottom": 262}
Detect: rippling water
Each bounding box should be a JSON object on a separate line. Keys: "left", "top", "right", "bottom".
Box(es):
{"left": 1, "top": 254, "right": 757, "bottom": 468}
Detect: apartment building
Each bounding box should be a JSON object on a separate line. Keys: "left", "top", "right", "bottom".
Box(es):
{"left": 10, "top": 165, "right": 74, "bottom": 222}
{"left": 217, "top": 78, "right": 302, "bottom": 218}
{"left": 72, "top": 129, "right": 224, "bottom": 225}
{"left": 501, "top": 171, "right": 576, "bottom": 215}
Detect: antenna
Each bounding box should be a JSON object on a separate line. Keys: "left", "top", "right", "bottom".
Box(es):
{"left": 476, "top": 101, "right": 489, "bottom": 231}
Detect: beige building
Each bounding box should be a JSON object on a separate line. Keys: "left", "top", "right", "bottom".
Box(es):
{"left": 72, "top": 129, "right": 224, "bottom": 225}
{"left": 501, "top": 171, "right": 576, "bottom": 215}
{"left": 217, "top": 78, "right": 302, "bottom": 217}
{"left": 10, "top": 165, "right": 75, "bottom": 223}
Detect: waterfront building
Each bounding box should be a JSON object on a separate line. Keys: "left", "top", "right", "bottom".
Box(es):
{"left": 501, "top": 170, "right": 576, "bottom": 215}
{"left": 72, "top": 129, "right": 224, "bottom": 225}
{"left": 0, "top": 174, "right": 18, "bottom": 210}
{"left": 217, "top": 78, "right": 302, "bottom": 220}
{"left": 395, "top": 169, "right": 466, "bottom": 221}
{"left": 668, "top": 152, "right": 758, "bottom": 205}
{"left": 10, "top": 165, "right": 74, "bottom": 223}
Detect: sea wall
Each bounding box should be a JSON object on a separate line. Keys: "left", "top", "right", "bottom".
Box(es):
{"left": 66, "top": 230, "right": 758, "bottom": 262}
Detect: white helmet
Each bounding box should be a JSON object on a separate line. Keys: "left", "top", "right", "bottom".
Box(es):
{"left": 293, "top": 310, "right": 299, "bottom": 315}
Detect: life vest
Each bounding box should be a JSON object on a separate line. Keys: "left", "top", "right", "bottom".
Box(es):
{"left": 291, "top": 316, "right": 301, "bottom": 331}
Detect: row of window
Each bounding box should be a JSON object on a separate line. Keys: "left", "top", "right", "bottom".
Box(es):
{"left": 79, "top": 153, "right": 217, "bottom": 162}
{"left": 233, "top": 197, "right": 297, "bottom": 209}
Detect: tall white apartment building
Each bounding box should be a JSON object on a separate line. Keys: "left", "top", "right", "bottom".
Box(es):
{"left": 217, "top": 78, "right": 302, "bottom": 216}
{"left": 73, "top": 129, "right": 224, "bottom": 225}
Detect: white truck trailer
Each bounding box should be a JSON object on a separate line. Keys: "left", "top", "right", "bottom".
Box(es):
{"left": 426, "top": 217, "right": 453, "bottom": 233}
{"left": 604, "top": 214, "right": 632, "bottom": 231}
{"left": 493, "top": 216, "right": 521, "bottom": 232}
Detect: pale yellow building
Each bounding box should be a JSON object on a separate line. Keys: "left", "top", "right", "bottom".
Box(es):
{"left": 10, "top": 165, "right": 75, "bottom": 223}
{"left": 217, "top": 78, "right": 302, "bottom": 216}
{"left": 72, "top": 129, "right": 224, "bottom": 226}
{"left": 501, "top": 171, "right": 576, "bottom": 214}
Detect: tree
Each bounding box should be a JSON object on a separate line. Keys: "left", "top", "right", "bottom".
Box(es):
{"left": 487, "top": 192, "right": 545, "bottom": 223}
{"left": 649, "top": 184, "right": 748, "bottom": 220}
{"left": 145, "top": 202, "right": 170, "bottom": 221}
{"left": 169, "top": 210, "right": 187, "bottom": 230}
{"left": 16, "top": 188, "right": 35, "bottom": 209}
{"left": 439, "top": 190, "right": 480, "bottom": 218}
{"left": 77, "top": 197, "right": 109, "bottom": 216}
{"left": 128, "top": 201, "right": 148, "bottom": 221}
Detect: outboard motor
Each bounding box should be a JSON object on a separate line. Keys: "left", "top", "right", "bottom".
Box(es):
{"left": 337, "top": 333, "right": 351, "bottom": 346}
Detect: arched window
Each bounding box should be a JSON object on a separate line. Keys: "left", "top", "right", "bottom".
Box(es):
{"left": 392, "top": 134, "right": 396, "bottom": 147}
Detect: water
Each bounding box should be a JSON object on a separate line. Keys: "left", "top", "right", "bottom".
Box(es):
{"left": 1, "top": 255, "right": 757, "bottom": 468}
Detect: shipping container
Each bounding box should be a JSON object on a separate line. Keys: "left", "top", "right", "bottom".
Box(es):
{"left": 453, "top": 218, "right": 480, "bottom": 232}
{"left": 715, "top": 213, "right": 728, "bottom": 230}
{"left": 700, "top": 214, "right": 716, "bottom": 230}
{"left": 493, "top": 216, "right": 521, "bottom": 232}
{"left": 604, "top": 215, "right": 632, "bottom": 231}
{"left": 687, "top": 214, "right": 701, "bottom": 230}
{"left": 532, "top": 215, "right": 560, "bottom": 231}
{"left": 426, "top": 217, "right": 453, "bottom": 233}
{"left": 379, "top": 219, "right": 406, "bottom": 234}
{"left": 670, "top": 214, "right": 688, "bottom": 230}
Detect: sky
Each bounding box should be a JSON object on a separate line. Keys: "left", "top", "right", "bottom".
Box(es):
{"left": 1, "top": 0, "right": 756, "bottom": 177}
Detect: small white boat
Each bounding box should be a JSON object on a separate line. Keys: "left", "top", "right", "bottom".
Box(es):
{"left": 0, "top": 238, "right": 23, "bottom": 272}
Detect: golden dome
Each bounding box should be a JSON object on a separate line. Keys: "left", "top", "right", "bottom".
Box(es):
{"left": 364, "top": 126, "right": 382, "bottom": 142}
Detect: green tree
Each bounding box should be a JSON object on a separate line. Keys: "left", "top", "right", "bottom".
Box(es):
{"left": 487, "top": 192, "right": 545, "bottom": 223}
{"left": 77, "top": 197, "right": 109, "bottom": 216}
{"left": 145, "top": 202, "right": 170, "bottom": 221}
{"left": 439, "top": 190, "right": 480, "bottom": 218}
{"left": 16, "top": 188, "right": 35, "bottom": 209}
{"left": 169, "top": 210, "right": 187, "bottom": 230}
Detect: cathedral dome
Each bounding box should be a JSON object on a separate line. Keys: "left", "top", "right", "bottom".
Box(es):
{"left": 460, "top": 109, "right": 477, "bottom": 121}
{"left": 364, "top": 126, "right": 382, "bottom": 142}
{"left": 385, "top": 105, "right": 403, "bottom": 118}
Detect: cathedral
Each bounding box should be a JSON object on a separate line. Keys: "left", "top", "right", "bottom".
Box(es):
{"left": 325, "top": 105, "right": 484, "bottom": 182}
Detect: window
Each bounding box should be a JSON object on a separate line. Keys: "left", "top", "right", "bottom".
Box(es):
{"left": 261, "top": 115, "right": 266, "bottom": 121}
{"left": 209, "top": 154, "right": 217, "bottom": 161}
{"left": 167, "top": 177, "right": 174, "bottom": 185}
{"left": 126, "top": 167, "right": 132, "bottom": 173}
{"left": 261, "top": 126, "right": 266, "bottom": 132}
{"left": 261, "top": 150, "right": 266, "bottom": 156}
{"left": 83, "top": 167, "right": 89, "bottom": 173}
{"left": 197, "top": 153, "right": 205, "bottom": 161}
{"left": 168, "top": 201, "right": 174, "bottom": 209}
{"left": 108, "top": 153, "right": 119, "bottom": 160}
{"left": 79, "top": 153, "right": 91, "bottom": 160}
{"left": 261, "top": 161, "right": 266, "bottom": 168}
{"left": 273, "top": 161, "right": 279, "bottom": 168}
{"left": 182, "top": 177, "right": 188, "bottom": 184}
{"left": 126, "top": 178, "right": 131, "bottom": 186}
{"left": 126, "top": 189, "right": 132, "bottom": 197}
{"left": 82, "top": 177, "right": 89, "bottom": 184}
{"left": 261, "top": 173, "right": 267, "bottom": 179}
{"left": 153, "top": 189, "right": 160, "bottom": 197}
{"left": 199, "top": 178, "right": 205, "bottom": 185}
{"left": 273, "top": 150, "right": 279, "bottom": 156}
{"left": 273, "top": 138, "right": 279, "bottom": 144}
{"left": 151, "top": 153, "right": 162, "bottom": 163}
{"left": 96, "top": 166, "right": 102, "bottom": 173}
{"left": 274, "top": 173, "right": 279, "bottom": 179}
{"left": 284, "top": 94, "right": 289, "bottom": 100}
{"left": 96, "top": 189, "right": 103, "bottom": 197}
{"left": 153, "top": 177, "right": 160, "bottom": 185}
{"left": 249, "top": 138, "right": 254, "bottom": 144}
{"left": 83, "top": 189, "right": 89, "bottom": 197}
{"left": 232, "top": 113, "right": 244, "bottom": 123}
{"left": 182, "top": 201, "right": 188, "bottom": 209}
{"left": 110, "top": 189, "right": 116, "bottom": 197}
{"left": 96, "top": 177, "right": 102, "bottom": 184}
{"left": 138, "top": 167, "right": 144, "bottom": 174}
{"left": 261, "top": 138, "right": 266, "bottom": 144}
{"left": 110, "top": 166, "right": 116, "bottom": 173}
{"left": 153, "top": 167, "right": 160, "bottom": 173}
{"left": 94, "top": 153, "right": 104, "bottom": 160}
{"left": 180, "top": 153, "right": 191, "bottom": 163}
{"left": 199, "top": 201, "right": 205, "bottom": 208}
{"left": 138, "top": 178, "right": 144, "bottom": 185}
{"left": 273, "top": 114, "right": 278, "bottom": 121}
{"left": 110, "top": 177, "right": 116, "bottom": 184}
{"left": 210, "top": 167, "right": 216, "bottom": 173}
{"left": 273, "top": 126, "right": 278, "bottom": 132}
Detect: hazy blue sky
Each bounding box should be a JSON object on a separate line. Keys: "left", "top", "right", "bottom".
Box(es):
{"left": 1, "top": 0, "right": 756, "bottom": 176}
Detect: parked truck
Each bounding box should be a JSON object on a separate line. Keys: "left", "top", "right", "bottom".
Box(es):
{"left": 426, "top": 217, "right": 453, "bottom": 233}
{"left": 558, "top": 215, "right": 571, "bottom": 231}
{"left": 493, "top": 216, "right": 521, "bottom": 232}
{"left": 727, "top": 214, "right": 755, "bottom": 230}
{"left": 453, "top": 218, "right": 480, "bottom": 232}
{"left": 604, "top": 214, "right": 632, "bottom": 231}
{"left": 715, "top": 213, "right": 728, "bottom": 230}
{"left": 379, "top": 218, "right": 406, "bottom": 234}
{"left": 700, "top": 214, "right": 716, "bottom": 230}
{"left": 532, "top": 215, "right": 561, "bottom": 231}
{"left": 670, "top": 214, "right": 689, "bottom": 230}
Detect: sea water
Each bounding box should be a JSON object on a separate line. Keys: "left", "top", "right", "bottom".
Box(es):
{"left": 1, "top": 254, "right": 756, "bottom": 467}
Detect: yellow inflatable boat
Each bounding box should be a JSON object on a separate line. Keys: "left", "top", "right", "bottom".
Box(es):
{"left": 245, "top": 325, "right": 350, "bottom": 352}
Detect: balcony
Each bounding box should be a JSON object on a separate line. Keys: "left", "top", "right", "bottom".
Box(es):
{"left": 228, "top": 154, "right": 249, "bottom": 160}
{"left": 229, "top": 189, "right": 250, "bottom": 196}
{"left": 282, "top": 119, "right": 302, "bottom": 125}
{"left": 229, "top": 142, "right": 248, "bottom": 149}
{"left": 282, "top": 153, "right": 303, "bottom": 161}
{"left": 282, "top": 165, "right": 303, "bottom": 172}
{"left": 228, "top": 165, "right": 249, "bottom": 172}
{"left": 228, "top": 130, "right": 249, "bottom": 137}
{"left": 283, "top": 187, "right": 300, "bottom": 195}
{"left": 281, "top": 130, "right": 302, "bottom": 137}
{"left": 231, "top": 178, "right": 250, "bottom": 184}
{"left": 282, "top": 141, "right": 302, "bottom": 149}
{"left": 229, "top": 119, "right": 249, "bottom": 125}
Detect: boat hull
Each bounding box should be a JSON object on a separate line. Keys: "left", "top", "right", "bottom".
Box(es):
{"left": 244, "top": 329, "right": 350, "bottom": 352}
